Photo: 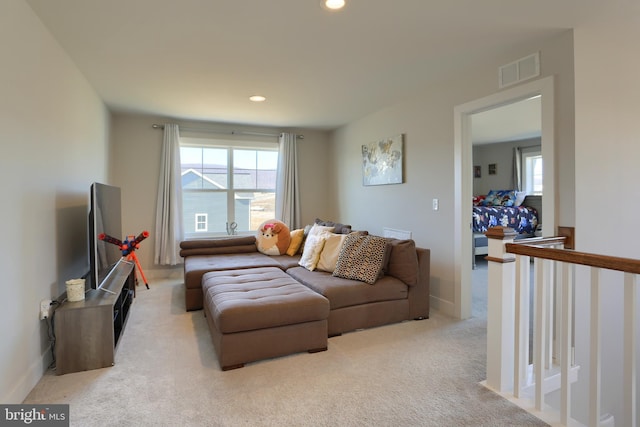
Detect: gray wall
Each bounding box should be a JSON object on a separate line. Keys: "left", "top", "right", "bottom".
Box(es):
{"left": 0, "top": 0, "right": 110, "bottom": 403}
{"left": 472, "top": 138, "right": 541, "bottom": 196}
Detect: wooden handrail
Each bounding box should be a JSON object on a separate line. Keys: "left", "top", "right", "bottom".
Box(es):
{"left": 505, "top": 243, "right": 640, "bottom": 275}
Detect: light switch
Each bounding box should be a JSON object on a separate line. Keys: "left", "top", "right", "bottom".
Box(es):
{"left": 432, "top": 198, "right": 439, "bottom": 211}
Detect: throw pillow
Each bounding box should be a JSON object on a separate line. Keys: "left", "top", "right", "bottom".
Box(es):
{"left": 482, "top": 189, "right": 516, "bottom": 207}
{"left": 286, "top": 229, "right": 305, "bottom": 256}
{"left": 472, "top": 195, "right": 486, "bottom": 206}
{"left": 298, "top": 234, "right": 327, "bottom": 271}
{"left": 385, "top": 239, "right": 418, "bottom": 286}
{"left": 316, "top": 232, "right": 348, "bottom": 273}
{"left": 481, "top": 190, "right": 501, "bottom": 206}
{"left": 305, "top": 223, "right": 335, "bottom": 243}
{"left": 333, "top": 234, "right": 389, "bottom": 284}
{"left": 497, "top": 190, "right": 517, "bottom": 207}
{"left": 255, "top": 219, "right": 291, "bottom": 255}
{"left": 315, "top": 218, "right": 352, "bottom": 234}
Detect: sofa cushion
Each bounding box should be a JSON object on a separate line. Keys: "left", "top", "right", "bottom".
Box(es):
{"left": 286, "top": 266, "right": 408, "bottom": 310}
{"left": 180, "top": 236, "right": 256, "bottom": 249}
{"left": 202, "top": 267, "right": 329, "bottom": 334}
{"left": 179, "top": 236, "right": 258, "bottom": 257}
{"left": 184, "top": 253, "right": 282, "bottom": 290}
{"left": 333, "top": 234, "right": 389, "bottom": 284}
{"left": 385, "top": 239, "right": 419, "bottom": 286}
{"left": 271, "top": 254, "right": 302, "bottom": 270}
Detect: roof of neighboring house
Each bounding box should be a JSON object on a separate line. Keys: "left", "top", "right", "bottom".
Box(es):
{"left": 182, "top": 166, "right": 276, "bottom": 190}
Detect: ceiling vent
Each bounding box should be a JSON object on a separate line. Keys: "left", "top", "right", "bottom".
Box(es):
{"left": 498, "top": 52, "right": 540, "bottom": 89}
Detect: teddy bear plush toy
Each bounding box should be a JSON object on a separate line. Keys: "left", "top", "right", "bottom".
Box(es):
{"left": 256, "top": 219, "right": 291, "bottom": 255}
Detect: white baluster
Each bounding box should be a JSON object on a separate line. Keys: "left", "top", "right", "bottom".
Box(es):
{"left": 589, "top": 267, "right": 601, "bottom": 427}
{"left": 545, "top": 259, "right": 554, "bottom": 370}
{"left": 534, "top": 258, "right": 546, "bottom": 411}
{"left": 560, "top": 262, "right": 573, "bottom": 425}
{"left": 623, "top": 273, "right": 637, "bottom": 427}
{"left": 514, "top": 254, "right": 530, "bottom": 398}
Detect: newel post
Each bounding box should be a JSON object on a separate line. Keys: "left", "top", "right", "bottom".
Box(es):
{"left": 485, "top": 226, "right": 517, "bottom": 392}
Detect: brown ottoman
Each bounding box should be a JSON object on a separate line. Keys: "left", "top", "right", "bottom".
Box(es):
{"left": 202, "top": 267, "right": 330, "bottom": 370}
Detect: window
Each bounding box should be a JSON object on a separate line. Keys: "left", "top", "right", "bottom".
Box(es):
{"left": 180, "top": 138, "right": 278, "bottom": 237}
{"left": 522, "top": 148, "right": 542, "bottom": 195}
{"left": 195, "top": 213, "right": 208, "bottom": 232}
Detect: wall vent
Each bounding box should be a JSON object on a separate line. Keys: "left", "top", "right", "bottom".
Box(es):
{"left": 498, "top": 52, "right": 540, "bottom": 89}
{"left": 383, "top": 227, "right": 412, "bottom": 240}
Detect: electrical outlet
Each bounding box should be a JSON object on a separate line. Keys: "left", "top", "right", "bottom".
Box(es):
{"left": 40, "top": 299, "right": 52, "bottom": 320}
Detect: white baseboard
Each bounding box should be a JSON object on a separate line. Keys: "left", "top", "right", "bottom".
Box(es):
{"left": 143, "top": 267, "right": 183, "bottom": 281}
{"left": 430, "top": 295, "right": 455, "bottom": 318}
{"left": 3, "top": 345, "right": 53, "bottom": 404}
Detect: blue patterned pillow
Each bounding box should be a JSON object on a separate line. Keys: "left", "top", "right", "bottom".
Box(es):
{"left": 482, "top": 190, "right": 516, "bottom": 207}
{"left": 481, "top": 190, "right": 500, "bottom": 206}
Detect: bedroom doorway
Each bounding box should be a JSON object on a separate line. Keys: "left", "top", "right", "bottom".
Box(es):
{"left": 470, "top": 96, "right": 541, "bottom": 318}
{"left": 453, "top": 76, "right": 556, "bottom": 320}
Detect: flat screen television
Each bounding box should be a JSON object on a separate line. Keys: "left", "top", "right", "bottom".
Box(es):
{"left": 88, "top": 182, "right": 123, "bottom": 290}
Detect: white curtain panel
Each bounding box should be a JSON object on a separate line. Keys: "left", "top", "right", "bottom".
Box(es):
{"left": 512, "top": 146, "right": 522, "bottom": 191}
{"left": 275, "top": 132, "right": 301, "bottom": 229}
{"left": 154, "top": 123, "right": 184, "bottom": 265}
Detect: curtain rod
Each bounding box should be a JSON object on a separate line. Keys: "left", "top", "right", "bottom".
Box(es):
{"left": 151, "top": 124, "right": 304, "bottom": 139}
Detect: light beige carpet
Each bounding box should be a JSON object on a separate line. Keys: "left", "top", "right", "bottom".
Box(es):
{"left": 24, "top": 278, "right": 548, "bottom": 427}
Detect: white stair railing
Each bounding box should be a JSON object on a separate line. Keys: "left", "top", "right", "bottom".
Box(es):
{"left": 483, "top": 226, "right": 639, "bottom": 427}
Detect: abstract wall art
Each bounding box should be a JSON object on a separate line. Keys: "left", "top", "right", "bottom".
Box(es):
{"left": 362, "top": 134, "right": 404, "bottom": 186}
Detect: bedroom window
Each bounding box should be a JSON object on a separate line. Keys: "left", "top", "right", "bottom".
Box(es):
{"left": 180, "top": 138, "right": 278, "bottom": 237}
{"left": 522, "top": 148, "right": 543, "bottom": 195}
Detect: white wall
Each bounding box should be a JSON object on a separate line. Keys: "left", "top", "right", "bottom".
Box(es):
{"left": 330, "top": 30, "right": 575, "bottom": 313}
{"left": 110, "top": 113, "right": 332, "bottom": 277}
{"left": 572, "top": 8, "right": 640, "bottom": 425}
{"left": 0, "top": 0, "right": 110, "bottom": 403}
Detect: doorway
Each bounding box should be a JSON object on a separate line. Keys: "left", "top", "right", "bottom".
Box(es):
{"left": 453, "top": 76, "right": 555, "bottom": 320}
{"left": 470, "top": 96, "right": 542, "bottom": 318}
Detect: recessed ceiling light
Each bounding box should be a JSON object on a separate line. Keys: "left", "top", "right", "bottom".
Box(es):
{"left": 323, "top": 0, "right": 345, "bottom": 10}
{"left": 249, "top": 95, "right": 266, "bottom": 102}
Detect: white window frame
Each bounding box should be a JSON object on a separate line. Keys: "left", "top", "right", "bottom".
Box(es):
{"left": 195, "top": 213, "right": 208, "bottom": 232}
{"left": 180, "top": 136, "right": 279, "bottom": 238}
{"left": 521, "top": 147, "right": 543, "bottom": 195}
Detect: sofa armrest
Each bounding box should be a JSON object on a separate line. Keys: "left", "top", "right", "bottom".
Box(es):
{"left": 408, "top": 247, "right": 430, "bottom": 319}
{"left": 180, "top": 236, "right": 257, "bottom": 257}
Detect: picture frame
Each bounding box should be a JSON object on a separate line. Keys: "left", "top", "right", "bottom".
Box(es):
{"left": 362, "top": 134, "right": 404, "bottom": 186}
{"left": 488, "top": 163, "right": 497, "bottom": 175}
{"left": 474, "top": 165, "right": 481, "bottom": 178}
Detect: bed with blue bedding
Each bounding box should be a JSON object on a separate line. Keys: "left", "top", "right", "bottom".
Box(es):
{"left": 472, "top": 204, "right": 538, "bottom": 235}
{"left": 472, "top": 192, "right": 541, "bottom": 268}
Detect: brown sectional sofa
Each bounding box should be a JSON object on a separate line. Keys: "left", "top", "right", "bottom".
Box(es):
{"left": 179, "top": 233, "right": 430, "bottom": 368}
